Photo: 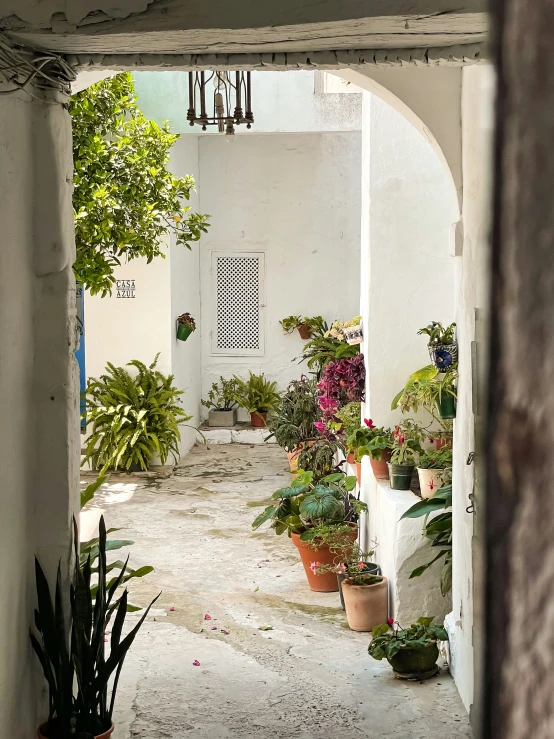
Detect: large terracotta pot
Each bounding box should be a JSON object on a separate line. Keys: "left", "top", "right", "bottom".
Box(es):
{"left": 342, "top": 577, "right": 389, "bottom": 631}
{"left": 292, "top": 527, "right": 358, "bottom": 592}
{"left": 287, "top": 448, "right": 301, "bottom": 472}
{"left": 346, "top": 452, "right": 356, "bottom": 465}
{"left": 250, "top": 411, "right": 268, "bottom": 428}
{"left": 370, "top": 449, "right": 392, "bottom": 480}
{"left": 38, "top": 722, "right": 114, "bottom": 739}
{"left": 417, "top": 468, "right": 450, "bottom": 498}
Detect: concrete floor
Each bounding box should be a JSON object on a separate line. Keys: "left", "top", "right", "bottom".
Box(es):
{"left": 83, "top": 444, "right": 472, "bottom": 739}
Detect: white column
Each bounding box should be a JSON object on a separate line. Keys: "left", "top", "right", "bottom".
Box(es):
{"left": 0, "top": 85, "right": 78, "bottom": 734}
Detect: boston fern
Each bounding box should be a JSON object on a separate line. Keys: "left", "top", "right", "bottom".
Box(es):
{"left": 83, "top": 355, "right": 191, "bottom": 471}
{"left": 31, "top": 517, "right": 159, "bottom": 738}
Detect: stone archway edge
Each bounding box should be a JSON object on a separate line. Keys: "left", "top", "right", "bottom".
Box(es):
{"left": 67, "top": 44, "right": 487, "bottom": 72}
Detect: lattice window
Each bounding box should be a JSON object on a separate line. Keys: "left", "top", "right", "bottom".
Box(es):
{"left": 211, "top": 252, "right": 265, "bottom": 356}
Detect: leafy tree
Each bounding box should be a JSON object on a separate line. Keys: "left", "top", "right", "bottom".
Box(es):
{"left": 70, "top": 72, "right": 210, "bottom": 296}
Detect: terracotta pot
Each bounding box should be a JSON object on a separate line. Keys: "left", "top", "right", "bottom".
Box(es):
{"left": 287, "top": 447, "right": 302, "bottom": 472}
{"left": 342, "top": 577, "right": 389, "bottom": 631}
{"left": 417, "top": 467, "right": 450, "bottom": 498}
{"left": 370, "top": 449, "right": 392, "bottom": 480}
{"left": 434, "top": 436, "right": 453, "bottom": 451}
{"left": 338, "top": 563, "right": 381, "bottom": 609}
{"left": 292, "top": 527, "right": 358, "bottom": 592}
{"left": 388, "top": 642, "right": 439, "bottom": 677}
{"left": 346, "top": 452, "right": 356, "bottom": 465}
{"left": 298, "top": 324, "right": 312, "bottom": 340}
{"left": 250, "top": 411, "right": 268, "bottom": 428}
{"left": 38, "top": 722, "right": 114, "bottom": 739}
{"left": 355, "top": 461, "right": 362, "bottom": 485}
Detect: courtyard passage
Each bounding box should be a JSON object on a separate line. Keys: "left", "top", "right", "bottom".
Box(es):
{"left": 82, "top": 444, "right": 471, "bottom": 739}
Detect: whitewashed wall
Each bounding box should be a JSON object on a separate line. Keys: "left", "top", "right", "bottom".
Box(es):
{"left": 359, "top": 91, "right": 459, "bottom": 624}
{"left": 445, "top": 63, "right": 494, "bottom": 715}
{"left": 196, "top": 131, "right": 362, "bottom": 415}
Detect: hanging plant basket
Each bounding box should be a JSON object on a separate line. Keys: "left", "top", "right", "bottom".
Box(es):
{"left": 177, "top": 324, "right": 194, "bottom": 342}
{"left": 428, "top": 343, "right": 458, "bottom": 370}
{"left": 343, "top": 324, "right": 363, "bottom": 345}
{"left": 176, "top": 312, "right": 196, "bottom": 342}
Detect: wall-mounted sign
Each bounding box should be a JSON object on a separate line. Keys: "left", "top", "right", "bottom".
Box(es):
{"left": 116, "top": 280, "right": 136, "bottom": 298}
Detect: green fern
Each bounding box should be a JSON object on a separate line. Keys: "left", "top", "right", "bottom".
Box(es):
{"left": 83, "top": 354, "right": 191, "bottom": 471}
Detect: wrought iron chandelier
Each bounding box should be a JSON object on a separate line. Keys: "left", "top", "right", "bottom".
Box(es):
{"left": 187, "top": 71, "right": 254, "bottom": 135}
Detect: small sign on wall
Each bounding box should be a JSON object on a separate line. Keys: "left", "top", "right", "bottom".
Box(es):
{"left": 116, "top": 280, "right": 136, "bottom": 299}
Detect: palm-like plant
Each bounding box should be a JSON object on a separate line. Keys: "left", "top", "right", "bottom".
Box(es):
{"left": 31, "top": 517, "right": 159, "bottom": 738}
{"left": 232, "top": 372, "right": 280, "bottom": 414}
{"left": 83, "top": 354, "right": 191, "bottom": 471}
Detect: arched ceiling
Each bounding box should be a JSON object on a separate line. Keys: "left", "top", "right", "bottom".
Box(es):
{"left": 1, "top": 1, "right": 488, "bottom": 61}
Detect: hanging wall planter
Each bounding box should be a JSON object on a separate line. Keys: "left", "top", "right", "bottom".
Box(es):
{"left": 176, "top": 312, "right": 196, "bottom": 342}
{"left": 343, "top": 323, "right": 363, "bottom": 345}
{"left": 297, "top": 324, "right": 312, "bottom": 340}
{"left": 428, "top": 343, "right": 458, "bottom": 370}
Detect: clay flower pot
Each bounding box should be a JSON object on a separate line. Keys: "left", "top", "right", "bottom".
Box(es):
{"left": 342, "top": 577, "right": 389, "bottom": 632}
{"left": 434, "top": 436, "right": 453, "bottom": 451}
{"left": 388, "top": 462, "right": 415, "bottom": 491}
{"left": 292, "top": 527, "right": 358, "bottom": 592}
{"left": 370, "top": 449, "right": 392, "bottom": 480}
{"left": 250, "top": 411, "right": 268, "bottom": 428}
{"left": 387, "top": 642, "right": 439, "bottom": 679}
{"left": 287, "top": 447, "right": 302, "bottom": 472}
{"left": 298, "top": 324, "right": 312, "bottom": 340}
{"left": 417, "top": 468, "right": 450, "bottom": 499}
{"left": 38, "top": 723, "right": 114, "bottom": 739}
{"left": 346, "top": 452, "right": 356, "bottom": 465}
{"left": 355, "top": 461, "right": 362, "bottom": 485}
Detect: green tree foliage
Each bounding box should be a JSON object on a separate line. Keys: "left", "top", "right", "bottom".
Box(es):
{"left": 70, "top": 73, "right": 210, "bottom": 296}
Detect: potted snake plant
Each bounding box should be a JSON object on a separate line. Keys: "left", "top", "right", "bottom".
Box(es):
{"left": 32, "top": 517, "right": 159, "bottom": 739}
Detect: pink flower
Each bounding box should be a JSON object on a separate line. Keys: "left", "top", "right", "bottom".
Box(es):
{"left": 387, "top": 618, "right": 394, "bottom": 626}
{"left": 364, "top": 418, "right": 375, "bottom": 429}
{"left": 399, "top": 434, "right": 405, "bottom": 444}
{"left": 169, "top": 607, "right": 175, "bottom": 612}
{"left": 211, "top": 626, "right": 217, "bottom": 630}
{"left": 357, "top": 562, "right": 365, "bottom": 570}
{"left": 221, "top": 630, "right": 230, "bottom": 635}
{"left": 314, "top": 422, "right": 326, "bottom": 435}
{"left": 204, "top": 614, "right": 212, "bottom": 621}
{"left": 337, "top": 564, "right": 347, "bottom": 574}
{"left": 310, "top": 561, "right": 321, "bottom": 574}
{"left": 192, "top": 660, "right": 201, "bottom": 667}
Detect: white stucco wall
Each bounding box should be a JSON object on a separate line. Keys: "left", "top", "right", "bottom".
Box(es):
{"left": 0, "top": 88, "right": 79, "bottom": 738}
{"left": 358, "top": 91, "right": 459, "bottom": 623}
{"left": 196, "top": 131, "right": 362, "bottom": 412}
{"left": 446, "top": 63, "right": 494, "bottom": 715}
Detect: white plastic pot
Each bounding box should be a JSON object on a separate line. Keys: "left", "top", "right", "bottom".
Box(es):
{"left": 417, "top": 467, "right": 450, "bottom": 499}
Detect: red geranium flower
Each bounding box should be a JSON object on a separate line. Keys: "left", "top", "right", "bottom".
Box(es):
{"left": 364, "top": 418, "right": 375, "bottom": 429}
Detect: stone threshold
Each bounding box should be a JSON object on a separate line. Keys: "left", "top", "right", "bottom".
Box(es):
{"left": 197, "top": 423, "right": 271, "bottom": 445}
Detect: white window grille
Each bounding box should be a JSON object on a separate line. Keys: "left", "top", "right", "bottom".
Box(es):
{"left": 211, "top": 251, "right": 265, "bottom": 356}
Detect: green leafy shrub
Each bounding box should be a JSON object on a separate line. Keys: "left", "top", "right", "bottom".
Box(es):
{"left": 401, "top": 484, "right": 452, "bottom": 595}
{"left": 297, "top": 438, "right": 344, "bottom": 481}
{"left": 232, "top": 372, "right": 280, "bottom": 414}
{"left": 368, "top": 617, "right": 448, "bottom": 661}
{"left": 267, "top": 376, "right": 321, "bottom": 451}
{"left": 347, "top": 423, "right": 394, "bottom": 462}
{"left": 280, "top": 315, "right": 326, "bottom": 335}
{"left": 83, "top": 355, "right": 191, "bottom": 471}
{"left": 201, "top": 377, "right": 240, "bottom": 411}
{"left": 251, "top": 470, "right": 366, "bottom": 538}
{"left": 418, "top": 321, "right": 456, "bottom": 345}
{"left": 417, "top": 447, "right": 453, "bottom": 470}
{"left": 70, "top": 73, "right": 210, "bottom": 296}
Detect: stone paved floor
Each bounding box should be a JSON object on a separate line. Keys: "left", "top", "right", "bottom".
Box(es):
{"left": 82, "top": 444, "right": 472, "bottom": 739}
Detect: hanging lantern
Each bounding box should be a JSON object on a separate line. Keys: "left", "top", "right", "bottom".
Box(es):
{"left": 187, "top": 71, "right": 254, "bottom": 135}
